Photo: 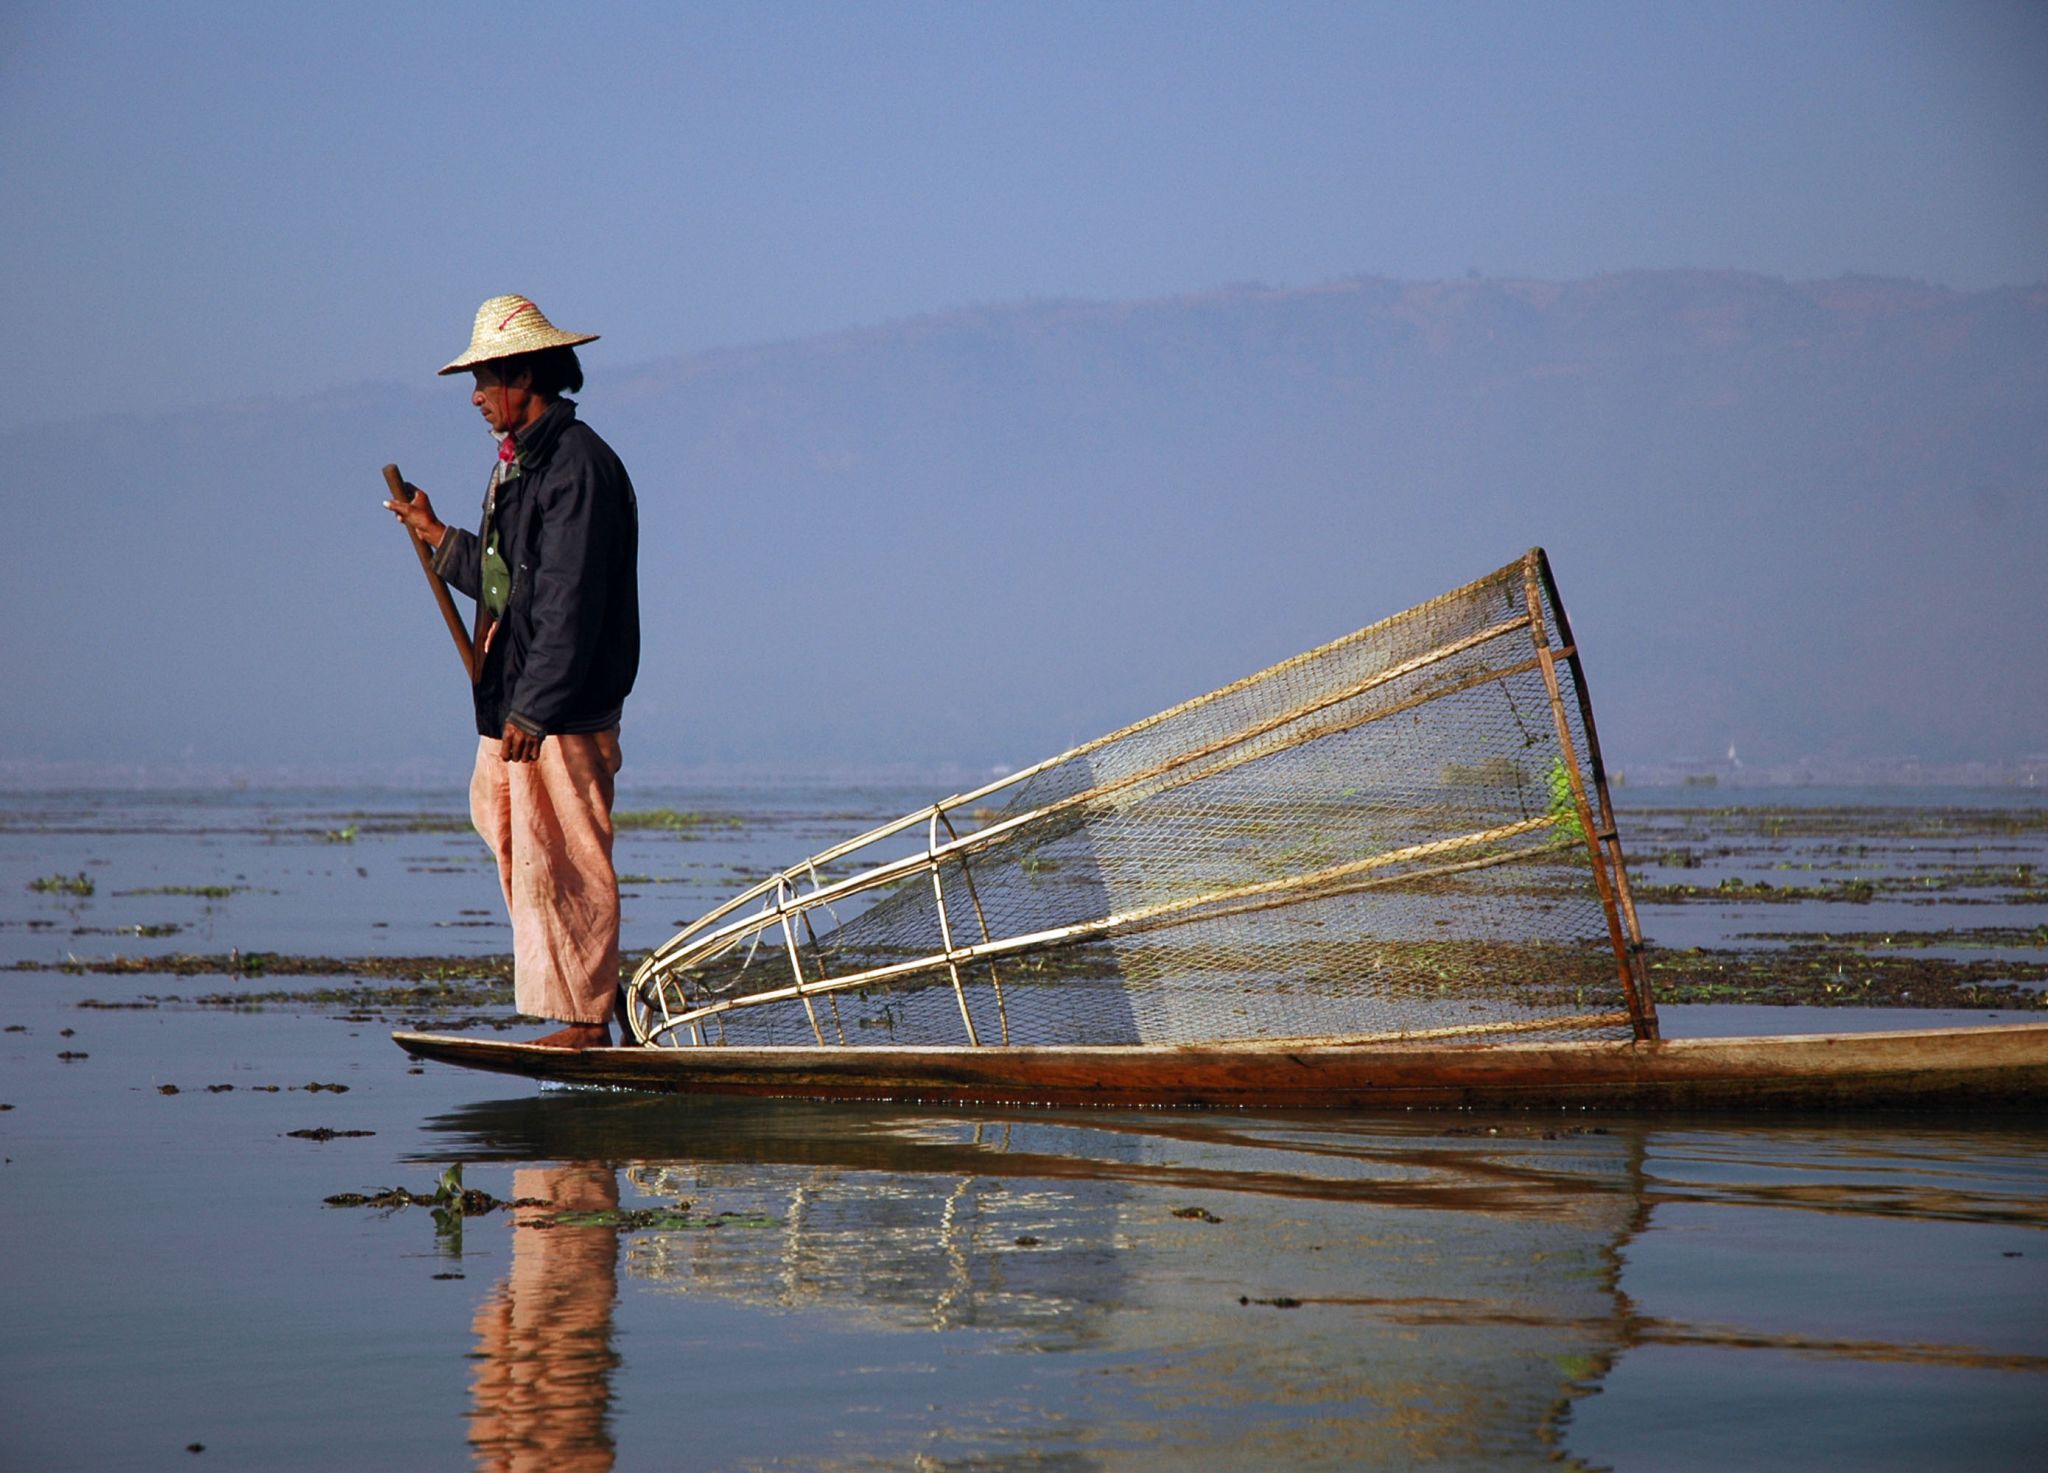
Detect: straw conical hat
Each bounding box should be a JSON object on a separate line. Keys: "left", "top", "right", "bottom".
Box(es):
{"left": 439, "top": 294, "right": 599, "bottom": 375}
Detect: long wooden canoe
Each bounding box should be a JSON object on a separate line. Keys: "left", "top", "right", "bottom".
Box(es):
{"left": 394, "top": 1021, "right": 2048, "bottom": 1110}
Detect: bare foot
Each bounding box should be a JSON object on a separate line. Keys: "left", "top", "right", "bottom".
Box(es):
{"left": 528, "top": 1021, "right": 612, "bottom": 1050}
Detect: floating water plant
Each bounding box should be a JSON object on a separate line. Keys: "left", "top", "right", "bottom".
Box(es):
{"left": 614, "top": 809, "right": 743, "bottom": 833}
{"left": 1548, "top": 758, "right": 1587, "bottom": 843}
{"left": 548, "top": 1207, "right": 700, "bottom": 1231}
{"left": 29, "top": 872, "right": 94, "bottom": 896}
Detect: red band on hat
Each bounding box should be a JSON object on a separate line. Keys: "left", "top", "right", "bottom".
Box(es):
{"left": 496, "top": 302, "right": 535, "bottom": 331}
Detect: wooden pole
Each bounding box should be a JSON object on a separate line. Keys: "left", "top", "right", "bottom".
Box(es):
{"left": 383, "top": 464, "right": 477, "bottom": 685}
{"left": 1532, "top": 550, "right": 1658, "bottom": 1036}
{"left": 1521, "top": 551, "right": 1656, "bottom": 1040}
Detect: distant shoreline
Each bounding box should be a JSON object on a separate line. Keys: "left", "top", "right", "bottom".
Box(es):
{"left": 2, "top": 759, "right": 2043, "bottom": 795}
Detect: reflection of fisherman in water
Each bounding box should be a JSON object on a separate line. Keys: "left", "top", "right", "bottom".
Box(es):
{"left": 468, "top": 1165, "right": 622, "bottom": 1473}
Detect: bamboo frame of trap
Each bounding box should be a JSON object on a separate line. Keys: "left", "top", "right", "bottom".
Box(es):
{"left": 622, "top": 549, "right": 1656, "bottom": 1050}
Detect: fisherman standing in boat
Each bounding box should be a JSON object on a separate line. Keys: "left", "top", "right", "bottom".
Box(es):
{"left": 384, "top": 294, "right": 641, "bottom": 1050}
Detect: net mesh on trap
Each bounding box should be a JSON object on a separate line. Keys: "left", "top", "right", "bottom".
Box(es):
{"left": 625, "top": 549, "right": 1655, "bottom": 1050}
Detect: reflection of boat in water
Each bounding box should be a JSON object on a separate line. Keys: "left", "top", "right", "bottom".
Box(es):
{"left": 433, "top": 1097, "right": 2047, "bottom": 1469}
{"left": 432, "top": 1096, "right": 1650, "bottom": 1468}
{"left": 398, "top": 550, "right": 2048, "bottom": 1107}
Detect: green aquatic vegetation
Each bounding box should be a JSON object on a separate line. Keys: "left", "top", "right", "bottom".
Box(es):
{"left": 116, "top": 884, "right": 246, "bottom": 899}
{"left": 614, "top": 808, "right": 744, "bottom": 833}
{"left": 1641, "top": 942, "right": 2048, "bottom": 1009}
{"left": 1737, "top": 925, "right": 2048, "bottom": 954}
{"left": 545, "top": 1207, "right": 717, "bottom": 1231}
{"left": 13, "top": 950, "right": 517, "bottom": 982}
{"left": 291, "top": 811, "right": 474, "bottom": 836}
{"left": 550, "top": 1208, "right": 686, "bottom": 1229}
{"left": 1716, "top": 875, "right": 1877, "bottom": 901}
{"left": 394, "top": 814, "right": 473, "bottom": 833}
{"left": 325, "top": 1163, "right": 544, "bottom": 1258}
{"left": 1635, "top": 861, "right": 2045, "bottom": 905}
{"left": 325, "top": 1172, "right": 771, "bottom": 1241}
{"left": 29, "top": 872, "right": 94, "bottom": 896}
{"left": 430, "top": 1164, "right": 468, "bottom": 1249}
{"left": 1935, "top": 863, "right": 2042, "bottom": 893}
{"left": 16, "top": 948, "right": 523, "bottom": 1021}
{"left": 1625, "top": 805, "right": 2048, "bottom": 840}
{"left": 344, "top": 813, "right": 474, "bottom": 834}
{"left": 105, "top": 944, "right": 625, "bottom": 1017}
{"left": 319, "top": 825, "right": 359, "bottom": 844}
{"left": 1548, "top": 760, "right": 1586, "bottom": 844}
{"left": 1636, "top": 875, "right": 1860, "bottom": 903}
{"left": 187, "top": 979, "right": 514, "bottom": 1012}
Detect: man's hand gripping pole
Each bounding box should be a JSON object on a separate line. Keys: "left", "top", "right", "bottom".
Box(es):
{"left": 383, "top": 464, "right": 479, "bottom": 685}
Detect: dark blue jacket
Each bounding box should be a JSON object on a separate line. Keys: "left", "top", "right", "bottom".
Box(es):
{"left": 433, "top": 399, "right": 639, "bottom": 738}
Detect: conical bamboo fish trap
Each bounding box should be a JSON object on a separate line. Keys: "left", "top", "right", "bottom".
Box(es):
{"left": 623, "top": 550, "right": 1656, "bottom": 1051}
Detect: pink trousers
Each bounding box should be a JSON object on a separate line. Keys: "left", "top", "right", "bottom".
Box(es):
{"left": 469, "top": 729, "right": 623, "bottom": 1025}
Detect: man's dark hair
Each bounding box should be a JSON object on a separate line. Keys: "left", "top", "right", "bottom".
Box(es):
{"left": 508, "top": 345, "right": 585, "bottom": 398}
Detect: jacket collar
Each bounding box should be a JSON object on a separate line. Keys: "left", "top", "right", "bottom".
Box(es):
{"left": 512, "top": 397, "right": 578, "bottom": 473}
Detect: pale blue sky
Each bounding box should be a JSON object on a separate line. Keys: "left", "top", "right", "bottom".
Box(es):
{"left": 3, "top": 0, "right": 2044, "bottom": 433}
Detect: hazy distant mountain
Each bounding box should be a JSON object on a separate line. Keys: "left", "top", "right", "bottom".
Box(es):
{"left": 8, "top": 271, "right": 2044, "bottom": 778}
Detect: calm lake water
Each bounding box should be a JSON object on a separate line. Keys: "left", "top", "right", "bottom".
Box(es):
{"left": 2, "top": 784, "right": 2044, "bottom": 1470}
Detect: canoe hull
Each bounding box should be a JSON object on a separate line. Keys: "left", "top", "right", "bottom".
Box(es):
{"left": 393, "top": 1022, "right": 2048, "bottom": 1110}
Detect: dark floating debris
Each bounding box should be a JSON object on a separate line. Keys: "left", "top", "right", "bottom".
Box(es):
{"left": 324, "top": 1166, "right": 765, "bottom": 1238}
{"left": 286, "top": 1128, "right": 375, "bottom": 1141}
{"left": 56, "top": 1051, "right": 88, "bottom": 1061}
{"left": 324, "top": 1185, "right": 526, "bottom": 1213}
{"left": 325, "top": 1164, "right": 541, "bottom": 1219}
{"left": 1240, "top": 1296, "right": 1303, "bottom": 1309}
{"left": 1171, "top": 1207, "right": 1223, "bottom": 1223}
{"left": 152, "top": 1081, "right": 350, "bottom": 1095}
{"left": 1014, "top": 1235, "right": 1042, "bottom": 1247}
